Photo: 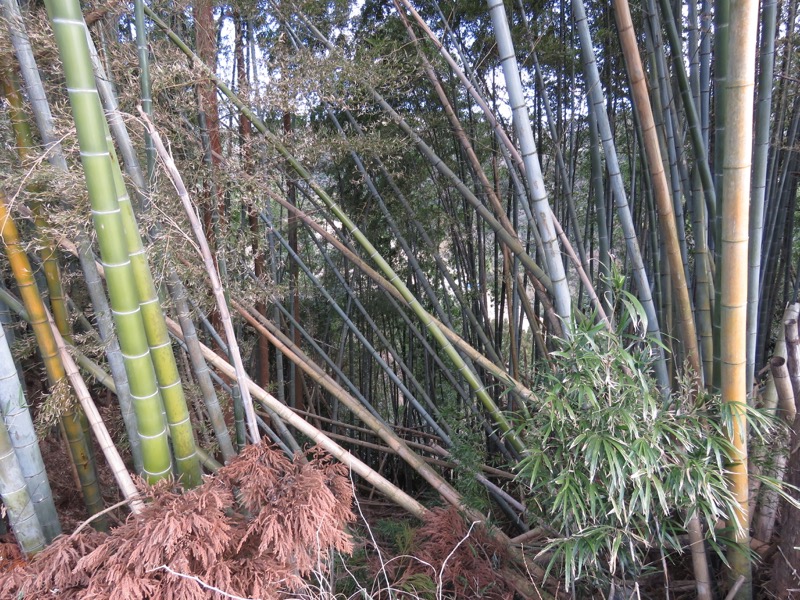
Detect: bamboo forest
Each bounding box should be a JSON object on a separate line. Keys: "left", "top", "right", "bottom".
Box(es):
{"left": 0, "top": 0, "right": 798, "bottom": 597}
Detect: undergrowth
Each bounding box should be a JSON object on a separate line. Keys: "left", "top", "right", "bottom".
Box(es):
{"left": 1, "top": 442, "right": 355, "bottom": 599}
{"left": 515, "top": 296, "right": 784, "bottom": 591}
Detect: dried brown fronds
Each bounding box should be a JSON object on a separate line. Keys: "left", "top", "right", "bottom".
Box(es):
{"left": 1, "top": 442, "right": 355, "bottom": 599}
{"left": 369, "top": 507, "right": 513, "bottom": 600}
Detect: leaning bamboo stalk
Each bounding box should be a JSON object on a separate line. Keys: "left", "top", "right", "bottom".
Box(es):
{"left": 43, "top": 0, "right": 173, "bottom": 484}
{"left": 720, "top": 0, "right": 759, "bottom": 594}
{"left": 163, "top": 313, "right": 426, "bottom": 517}
{"left": 133, "top": 45, "right": 522, "bottom": 453}
{"left": 140, "top": 109, "right": 259, "bottom": 445}
{"left": 265, "top": 191, "right": 543, "bottom": 409}
{"left": 487, "top": 0, "right": 571, "bottom": 327}
{"left": 311, "top": 427, "right": 515, "bottom": 482}
{"left": 47, "top": 309, "right": 143, "bottom": 514}
{"left": 613, "top": 0, "right": 701, "bottom": 384}
{"left": 325, "top": 107, "right": 491, "bottom": 360}
{"left": 85, "top": 24, "right": 201, "bottom": 485}
{"left": 262, "top": 217, "right": 451, "bottom": 439}
{"left": 394, "top": 9, "right": 552, "bottom": 327}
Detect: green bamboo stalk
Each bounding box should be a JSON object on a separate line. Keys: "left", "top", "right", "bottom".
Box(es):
{"left": 712, "top": 0, "right": 731, "bottom": 392}
{"left": 134, "top": 0, "right": 155, "bottom": 187}
{"left": 104, "top": 137, "right": 201, "bottom": 487}
{"left": 747, "top": 0, "right": 778, "bottom": 391}
{"left": 76, "top": 234, "right": 143, "bottom": 474}
{"left": 0, "top": 322, "right": 60, "bottom": 542}
{"left": 85, "top": 26, "right": 148, "bottom": 211}
{"left": 0, "top": 413, "right": 45, "bottom": 556}
{"left": 43, "top": 0, "right": 173, "bottom": 483}
{"left": 88, "top": 25, "right": 207, "bottom": 483}
{"left": 165, "top": 271, "right": 236, "bottom": 463}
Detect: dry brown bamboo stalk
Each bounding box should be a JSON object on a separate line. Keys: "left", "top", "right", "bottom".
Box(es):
{"left": 613, "top": 5, "right": 709, "bottom": 595}
{"left": 139, "top": 109, "right": 260, "bottom": 445}
{"left": 614, "top": 0, "right": 701, "bottom": 384}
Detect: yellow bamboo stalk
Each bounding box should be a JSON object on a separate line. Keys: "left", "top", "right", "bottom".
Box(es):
{"left": 0, "top": 193, "right": 106, "bottom": 525}
{"left": 720, "top": 0, "right": 759, "bottom": 596}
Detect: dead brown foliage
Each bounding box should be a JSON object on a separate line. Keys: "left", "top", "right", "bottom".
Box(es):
{"left": 372, "top": 507, "right": 513, "bottom": 599}
{"left": 1, "top": 442, "right": 354, "bottom": 599}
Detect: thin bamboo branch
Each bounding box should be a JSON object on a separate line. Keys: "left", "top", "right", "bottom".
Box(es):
{"left": 47, "top": 309, "right": 143, "bottom": 514}
{"left": 140, "top": 109, "right": 260, "bottom": 445}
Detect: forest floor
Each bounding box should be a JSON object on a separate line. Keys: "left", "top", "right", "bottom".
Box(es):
{"left": 0, "top": 430, "right": 782, "bottom": 599}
